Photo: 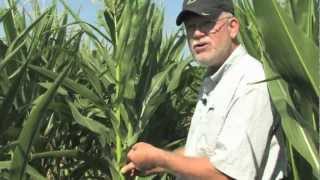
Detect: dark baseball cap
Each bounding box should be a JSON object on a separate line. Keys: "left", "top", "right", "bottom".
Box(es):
{"left": 176, "top": 0, "right": 234, "bottom": 25}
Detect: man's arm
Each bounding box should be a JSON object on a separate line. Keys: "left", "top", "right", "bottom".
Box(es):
{"left": 121, "top": 142, "right": 230, "bottom": 180}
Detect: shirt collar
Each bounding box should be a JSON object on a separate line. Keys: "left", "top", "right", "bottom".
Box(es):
{"left": 202, "top": 45, "right": 247, "bottom": 94}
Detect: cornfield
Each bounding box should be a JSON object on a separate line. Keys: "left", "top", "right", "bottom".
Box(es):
{"left": 0, "top": 0, "right": 318, "bottom": 180}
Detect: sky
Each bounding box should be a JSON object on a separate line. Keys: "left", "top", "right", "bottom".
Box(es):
{"left": 0, "top": 0, "right": 184, "bottom": 36}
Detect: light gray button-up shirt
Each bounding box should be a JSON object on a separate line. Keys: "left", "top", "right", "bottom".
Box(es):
{"left": 179, "top": 45, "right": 287, "bottom": 180}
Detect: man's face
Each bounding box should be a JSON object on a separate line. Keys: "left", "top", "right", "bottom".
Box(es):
{"left": 184, "top": 12, "right": 235, "bottom": 67}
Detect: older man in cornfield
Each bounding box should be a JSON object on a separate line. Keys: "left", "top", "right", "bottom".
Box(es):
{"left": 122, "top": 0, "right": 287, "bottom": 179}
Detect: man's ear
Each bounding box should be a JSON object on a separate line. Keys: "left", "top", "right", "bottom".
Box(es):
{"left": 228, "top": 17, "right": 240, "bottom": 39}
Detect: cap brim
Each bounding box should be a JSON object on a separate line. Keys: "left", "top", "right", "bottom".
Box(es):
{"left": 176, "top": 8, "right": 223, "bottom": 26}
{"left": 176, "top": 10, "right": 202, "bottom": 26}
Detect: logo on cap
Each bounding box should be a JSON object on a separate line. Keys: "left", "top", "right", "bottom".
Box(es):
{"left": 186, "top": 0, "right": 197, "bottom": 5}
{"left": 201, "top": 12, "right": 210, "bottom": 16}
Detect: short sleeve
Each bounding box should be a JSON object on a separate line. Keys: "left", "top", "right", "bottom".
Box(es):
{"left": 207, "top": 85, "right": 274, "bottom": 180}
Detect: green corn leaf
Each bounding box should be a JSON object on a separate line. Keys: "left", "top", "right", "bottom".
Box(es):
{"left": 25, "top": 165, "right": 47, "bottom": 180}
{"left": 0, "top": 8, "right": 8, "bottom": 22}
{"left": 288, "top": 144, "right": 300, "bottom": 180}
{"left": 166, "top": 33, "right": 187, "bottom": 63}
{"left": 0, "top": 40, "right": 8, "bottom": 59}
{"left": 31, "top": 0, "right": 41, "bottom": 17}
{"left": 2, "top": 9, "right": 17, "bottom": 44}
{"left": 253, "top": 0, "right": 319, "bottom": 98}
{"left": 47, "top": 10, "right": 68, "bottom": 69}
{"left": 38, "top": 82, "right": 68, "bottom": 96}
{"left": 116, "top": 2, "right": 133, "bottom": 55}
{"left": 0, "top": 39, "right": 8, "bottom": 59}
{"left": 78, "top": 20, "right": 112, "bottom": 43}
{"left": 67, "top": 100, "right": 112, "bottom": 147}
{"left": 0, "top": 48, "right": 31, "bottom": 137}
{"left": 103, "top": 8, "right": 116, "bottom": 45}
{"left": 144, "top": 64, "right": 175, "bottom": 103}
{"left": 167, "top": 59, "right": 192, "bottom": 92}
{"left": 138, "top": 4, "right": 160, "bottom": 71}
{"left": 139, "top": 64, "right": 175, "bottom": 129}
{"left": 277, "top": 99, "right": 320, "bottom": 178}
{"left": 0, "top": 141, "right": 18, "bottom": 155}
{"left": 0, "top": 161, "right": 46, "bottom": 180}
{"left": 59, "top": 0, "right": 110, "bottom": 45}
{"left": 263, "top": 57, "right": 320, "bottom": 178}
{"left": 0, "top": 40, "right": 26, "bottom": 72}
{"left": 80, "top": 62, "right": 103, "bottom": 97}
{"left": 119, "top": 54, "right": 136, "bottom": 99}
{"left": 27, "top": 7, "right": 55, "bottom": 58}
{"left": 289, "top": 0, "right": 318, "bottom": 41}
{"left": 0, "top": 161, "right": 10, "bottom": 170}
{"left": 235, "top": 2, "right": 261, "bottom": 59}
{"left": 126, "top": 131, "right": 140, "bottom": 149}
{"left": 119, "top": 103, "right": 133, "bottom": 141}
{"left": 7, "top": 7, "right": 52, "bottom": 53}
{"left": 10, "top": 62, "right": 71, "bottom": 180}
{"left": 56, "top": 11, "right": 68, "bottom": 45}
{"left": 12, "top": 6, "right": 26, "bottom": 35}
{"left": 28, "top": 64, "right": 106, "bottom": 109}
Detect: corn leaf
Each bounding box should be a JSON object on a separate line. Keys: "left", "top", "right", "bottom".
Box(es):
{"left": 277, "top": 99, "right": 320, "bottom": 178}
{"left": 0, "top": 40, "right": 26, "bottom": 72}
{"left": 28, "top": 64, "right": 106, "bottom": 109}
{"left": 0, "top": 161, "right": 11, "bottom": 170}
{"left": 103, "top": 8, "right": 116, "bottom": 45}
{"left": 80, "top": 63, "right": 104, "bottom": 97}
{"left": 263, "top": 57, "right": 320, "bottom": 178}
{"left": 253, "top": 0, "right": 319, "bottom": 98}
{"left": 289, "top": 0, "right": 318, "bottom": 41}
{"left": 0, "top": 39, "right": 8, "bottom": 59}
{"left": 10, "top": 63, "right": 71, "bottom": 180}
{"left": 7, "top": 7, "right": 52, "bottom": 53}
{"left": 59, "top": 0, "right": 110, "bottom": 45}
{"left": 0, "top": 47, "right": 31, "bottom": 137}
{"left": 139, "top": 64, "right": 175, "bottom": 129}
{"left": 0, "top": 161, "right": 46, "bottom": 180}
{"left": 67, "top": 100, "right": 112, "bottom": 147}
{"left": 25, "top": 165, "right": 47, "bottom": 180}
{"left": 167, "top": 59, "right": 191, "bottom": 92}
{"left": 39, "top": 82, "right": 68, "bottom": 96}
{"left": 2, "top": 9, "right": 17, "bottom": 44}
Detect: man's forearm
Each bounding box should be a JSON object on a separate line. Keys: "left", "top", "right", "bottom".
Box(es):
{"left": 158, "top": 150, "right": 230, "bottom": 180}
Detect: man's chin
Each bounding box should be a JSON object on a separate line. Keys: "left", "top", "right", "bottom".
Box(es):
{"left": 195, "top": 58, "right": 213, "bottom": 67}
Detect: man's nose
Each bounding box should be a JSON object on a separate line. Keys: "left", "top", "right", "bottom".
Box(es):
{"left": 192, "top": 28, "right": 206, "bottom": 39}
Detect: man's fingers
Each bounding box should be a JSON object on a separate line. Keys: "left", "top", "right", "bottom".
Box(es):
{"left": 143, "top": 167, "right": 164, "bottom": 175}
{"left": 121, "top": 162, "right": 136, "bottom": 174}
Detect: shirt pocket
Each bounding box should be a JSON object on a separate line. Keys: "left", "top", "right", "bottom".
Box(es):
{"left": 197, "top": 107, "right": 226, "bottom": 155}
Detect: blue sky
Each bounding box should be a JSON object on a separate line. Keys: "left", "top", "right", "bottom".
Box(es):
{"left": 75, "top": 0, "right": 184, "bottom": 33}
{"left": 0, "top": 0, "right": 184, "bottom": 36}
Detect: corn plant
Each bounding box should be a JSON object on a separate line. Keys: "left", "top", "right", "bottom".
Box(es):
{"left": 0, "top": 0, "right": 200, "bottom": 179}
{"left": 0, "top": 1, "right": 81, "bottom": 179}
{"left": 234, "top": 0, "right": 319, "bottom": 179}
{"left": 60, "top": 0, "right": 198, "bottom": 178}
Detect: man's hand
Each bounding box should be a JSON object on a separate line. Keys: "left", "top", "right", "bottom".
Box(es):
{"left": 121, "top": 142, "right": 165, "bottom": 176}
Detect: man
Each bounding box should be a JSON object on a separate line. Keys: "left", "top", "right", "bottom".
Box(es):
{"left": 121, "top": 0, "right": 287, "bottom": 179}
